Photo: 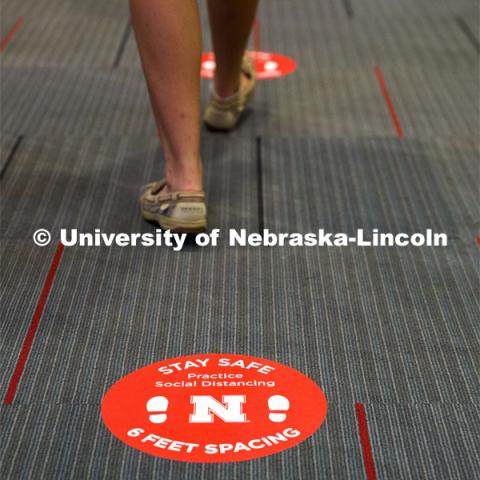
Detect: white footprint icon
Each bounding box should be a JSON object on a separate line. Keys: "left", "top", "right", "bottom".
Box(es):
{"left": 268, "top": 395, "right": 290, "bottom": 422}
{"left": 146, "top": 396, "right": 169, "bottom": 424}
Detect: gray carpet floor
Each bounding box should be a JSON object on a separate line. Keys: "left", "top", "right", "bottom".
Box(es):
{"left": 1, "top": 0, "right": 479, "bottom": 478}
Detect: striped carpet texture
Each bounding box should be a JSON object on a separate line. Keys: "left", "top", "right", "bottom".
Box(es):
{"left": 1, "top": 0, "right": 479, "bottom": 478}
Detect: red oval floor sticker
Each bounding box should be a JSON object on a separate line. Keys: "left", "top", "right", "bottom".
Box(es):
{"left": 201, "top": 51, "right": 297, "bottom": 80}
{"left": 101, "top": 354, "right": 327, "bottom": 463}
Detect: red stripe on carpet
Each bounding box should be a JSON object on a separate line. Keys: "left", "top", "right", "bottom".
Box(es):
{"left": 356, "top": 403, "right": 378, "bottom": 480}
{"left": 375, "top": 65, "right": 404, "bottom": 138}
{"left": 3, "top": 243, "right": 65, "bottom": 405}
{"left": 0, "top": 17, "right": 25, "bottom": 54}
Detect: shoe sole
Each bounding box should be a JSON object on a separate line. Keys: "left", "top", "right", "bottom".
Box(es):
{"left": 142, "top": 210, "right": 207, "bottom": 234}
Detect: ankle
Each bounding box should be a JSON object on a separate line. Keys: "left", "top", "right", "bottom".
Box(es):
{"left": 165, "top": 160, "right": 203, "bottom": 192}
{"left": 214, "top": 80, "right": 240, "bottom": 99}
{"left": 167, "top": 181, "right": 203, "bottom": 192}
{"left": 215, "top": 70, "right": 252, "bottom": 99}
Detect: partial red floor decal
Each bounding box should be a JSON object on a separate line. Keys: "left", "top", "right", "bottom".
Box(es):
{"left": 0, "top": 17, "right": 25, "bottom": 54}
{"left": 3, "top": 242, "right": 65, "bottom": 405}
{"left": 201, "top": 16, "right": 297, "bottom": 80}
{"left": 356, "top": 403, "right": 378, "bottom": 480}
{"left": 201, "top": 51, "right": 297, "bottom": 81}
{"left": 375, "top": 66, "right": 404, "bottom": 138}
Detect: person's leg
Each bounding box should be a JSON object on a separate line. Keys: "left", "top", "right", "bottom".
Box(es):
{"left": 207, "top": 0, "right": 259, "bottom": 98}
{"left": 130, "top": 0, "right": 202, "bottom": 192}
